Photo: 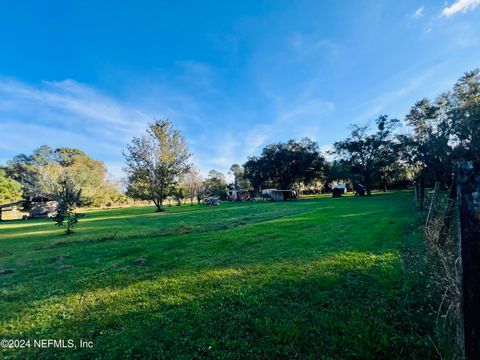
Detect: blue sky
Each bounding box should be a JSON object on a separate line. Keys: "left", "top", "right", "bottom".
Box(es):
{"left": 1, "top": 0, "right": 479, "bottom": 179}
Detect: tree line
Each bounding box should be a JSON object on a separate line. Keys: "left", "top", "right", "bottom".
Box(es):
{"left": 1, "top": 146, "right": 127, "bottom": 207}
{"left": 244, "top": 69, "right": 479, "bottom": 201}
{"left": 121, "top": 68, "right": 479, "bottom": 212}
{"left": 1, "top": 68, "right": 478, "bottom": 219}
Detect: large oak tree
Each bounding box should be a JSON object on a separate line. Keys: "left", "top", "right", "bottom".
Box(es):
{"left": 244, "top": 138, "right": 326, "bottom": 191}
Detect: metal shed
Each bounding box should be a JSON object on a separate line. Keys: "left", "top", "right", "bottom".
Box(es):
{"left": 270, "top": 190, "right": 297, "bottom": 201}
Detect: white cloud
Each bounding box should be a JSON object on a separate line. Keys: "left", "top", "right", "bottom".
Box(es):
{"left": 412, "top": 6, "right": 425, "bottom": 19}
{"left": 441, "top": 0, "right": 480, "bottom": 17}
{"left": 0, "top": 78, "right": 150, "bottom": 140}
{"left": 0, "top": 78, "right": 154, "bottom": 178}
{"left": 0, "top": 75, "right": 261, "bottom": 178}
{"left": 349, "top": 65, "right": 443, "bottom": 125}
{"left": 240, "top": 98, "right": 335, "bottom": 160}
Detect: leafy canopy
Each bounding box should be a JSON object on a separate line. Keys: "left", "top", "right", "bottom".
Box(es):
{"left": 123, "top": 119, "right": 191, "bottom": 211}
{"left": 244, "top": 138, "right": 326, "bottom": 190}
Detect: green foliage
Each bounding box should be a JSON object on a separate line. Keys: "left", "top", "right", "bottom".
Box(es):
{"left": 204, "top": 169, "right": 228, "bottom": 198}
{"left": 170, "top": 183, "right": 188, "bottom": 205}
{"left": 124, "top": 119, "right": 191, "bottom": 212}
{"left": 326, "top": 159, "right": 352, "bottom": 184}
{"left": 333, "top": 115, "right": 402, "bottom": 194}
{"left": 229, "top": 164, "right": 251, "bottom": 189}
{"left": 87, "top": 181, "right": 128, "bottom": 208}
{"left": 0, "top": 168, "right": 23, "bottom": 204}
{"left": 48, "top": 174, "right": 85, "bottom": 235}
{"left": 403, "top": 96, "right": 453, "bottom": 184}
{"left": 54, "top": 210, "right": 84, "bottom": 235}
{"left": 244, "top": 138, "right": 326, "bottom": 190}
{"left": 451, "top": 69, "right": 480, "bottom": 162}
{"left": 400, "top": 68, "right": 480, "bottom": 184}
{"left": 5, "top": 145, "right": 125, "bottom": 207}
{"left": 0, "top": 192, "right": 451, "bottom": 358}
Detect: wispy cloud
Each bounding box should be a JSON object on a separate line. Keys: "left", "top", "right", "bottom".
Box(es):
{"left": 0, "top": 78, "right": 150, "bottom": 139}
{"left": 0, "top": 78, "right": 154, "bottom": 177}
{"left": 0, "top": 75, "right": 278, "bottom": 178}
{"left": 349, "top": 65, "right": 443, "bottom": 125}
{"left": 412, "top": 6, "right": 425, "bottom": 19}
{"left": 243, "top": 98, "right": 335, "bottom": 157}
{"left": 441, "top": 0, "right": 480, "bottom": 17}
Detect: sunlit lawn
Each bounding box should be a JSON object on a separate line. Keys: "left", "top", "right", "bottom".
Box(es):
{"left": 0, "top": 191, "right": 446, "bottom": 359}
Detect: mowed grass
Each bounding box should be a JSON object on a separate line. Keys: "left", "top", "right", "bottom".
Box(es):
{"left": 0, "top": 191, "right": 444, "bottom": 359}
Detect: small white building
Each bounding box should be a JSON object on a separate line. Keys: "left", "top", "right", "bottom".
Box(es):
{"left": 332, "top": 183, "right": 347, "bottom": 193}
{"left": 260, "top": 189, "right": 277, "bottom": 198}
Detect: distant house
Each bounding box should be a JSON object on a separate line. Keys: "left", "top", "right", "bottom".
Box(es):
{"left": 261, "top": 189, "right": 297, "bottom": 201}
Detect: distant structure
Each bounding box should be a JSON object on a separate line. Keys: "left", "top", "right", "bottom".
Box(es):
{"left": 354, "top": 183, "right": 366, "bottom": 196}
{"left": 261, "top": 189, "right": 297, "bottom": 201}
{"left": 333, "top": 183, "right": 346, "bottom": 193}
{"left": 0, "top": 196, "right": 57, "bottom": 221}
{"left": 332, "top": 183, "right": 346, "bottom": 198}
{"left": 0, "top": 201, "right": 23, "bottom": 221}
{"left": 226, "top": 189, "right": 255, "bottom": 202}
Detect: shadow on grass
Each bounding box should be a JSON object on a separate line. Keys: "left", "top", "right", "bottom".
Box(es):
{"left": 1, "top": 191, "right": 443, "bottom": 359}
{"left": 1, "top": 249, "right": 440, "bottom": 360}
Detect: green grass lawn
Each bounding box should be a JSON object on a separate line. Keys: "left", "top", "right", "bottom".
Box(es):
{"left": 0, "top": 191, "right": 447, "bottom": 359}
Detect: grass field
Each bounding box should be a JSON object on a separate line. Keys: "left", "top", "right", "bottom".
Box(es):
{"left": 0, "top": 191, "right": 448, "bottom": 359}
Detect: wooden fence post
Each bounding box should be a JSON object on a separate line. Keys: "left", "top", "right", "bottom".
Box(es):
{"left": 457, "top": 161, "right": 480, "bottom": 360}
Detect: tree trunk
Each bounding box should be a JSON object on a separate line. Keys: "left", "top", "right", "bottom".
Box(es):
{"left": 155, "top": 198, "right": 164, "bottom": 212}
{"left": 382, "top": 174, "right": 387, "bottom": 192}
{"left": 365, "top": 174, "right": 371, "bottom": 196}
{"left": 425, "top": 180, "right": 440, "bottom": 227}
{"left": 65, "top": 213, "right": 72, "bottom": 234}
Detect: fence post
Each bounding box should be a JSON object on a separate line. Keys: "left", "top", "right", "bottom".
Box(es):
{"left": 457, "top": 161, "right": 480, "bottom": 360}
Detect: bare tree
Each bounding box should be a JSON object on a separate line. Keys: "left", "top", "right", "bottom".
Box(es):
{"left": 183, "top": 166, "right": 203, "bottom": 205}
